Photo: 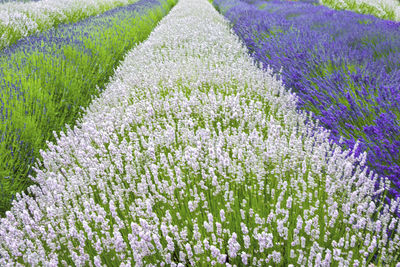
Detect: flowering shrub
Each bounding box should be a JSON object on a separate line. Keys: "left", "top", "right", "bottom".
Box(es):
{"left": 0, "top": 0, "right": 140, "bottom": 50}
{"left": 214, "top": 0, "right": 400, "bottom": 201}
{"left": 0, "top": 0, "right": 399, "bottom": 265}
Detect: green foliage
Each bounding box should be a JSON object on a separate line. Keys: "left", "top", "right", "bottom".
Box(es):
{"left": 320, "top": 0, "right": 400, "bottom": 21}
{"left": 259, "top": 3, "right": 268, "bottom": 9}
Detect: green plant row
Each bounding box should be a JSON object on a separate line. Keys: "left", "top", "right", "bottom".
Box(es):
{"left": 320, "top": 0, "right": 400, "bottom": 21}
{"left": 0, "top": 0, "right": 177, "bottom": 216}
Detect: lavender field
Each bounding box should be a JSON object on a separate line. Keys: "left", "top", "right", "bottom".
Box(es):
{"left": 214, "top": 0, "right": 400, "bottom": 200}
{"left": 0, "top": 0, "right": 399, "bottom": 265}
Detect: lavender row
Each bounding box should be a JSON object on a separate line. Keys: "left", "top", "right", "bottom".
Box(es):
{"left": 214, "top": 0, "right": 400, "bottom": 200}
{"left": 0, "top": 0, "right": 399, "bottom": 264}
{"left": 0, "top": 0, "right": 140, "bottom": 50}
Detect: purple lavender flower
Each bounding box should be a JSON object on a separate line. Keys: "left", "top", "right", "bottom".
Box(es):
{"left": 214, "top": 0, "right": 400, "bottom": 199}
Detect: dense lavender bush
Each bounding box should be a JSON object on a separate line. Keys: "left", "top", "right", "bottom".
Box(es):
{"left": 214, "top": 0, "right": 400, "bottom": 200}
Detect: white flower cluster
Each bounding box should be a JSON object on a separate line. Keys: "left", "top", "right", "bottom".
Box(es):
{"left": 0, "top": 0, "right": 139, "bottom": 49}
{"left": 320, "top": 0, "right": 400, "bottom": 21}
{"left": 0, "top": 0, "right": 399, "bottom": 265}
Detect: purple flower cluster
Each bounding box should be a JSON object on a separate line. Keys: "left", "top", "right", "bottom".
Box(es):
{"left": 214, "top": 0, "right": 400, "bottom": 199}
